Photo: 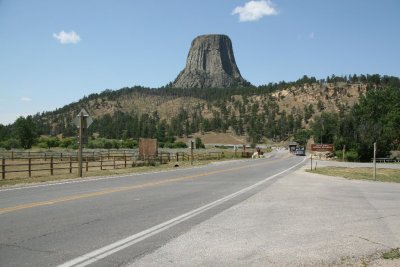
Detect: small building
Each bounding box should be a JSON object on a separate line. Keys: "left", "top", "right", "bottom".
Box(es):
{"left": 288, "top": 142, "right": 299, "bottom": 153}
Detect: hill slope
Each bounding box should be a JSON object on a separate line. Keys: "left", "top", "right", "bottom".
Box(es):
{"left": 20, "top": 74, "right": 400, "bottom": 144}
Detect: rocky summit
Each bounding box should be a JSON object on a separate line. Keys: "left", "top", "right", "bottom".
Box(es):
{"left": 172, "top": 34, "right": 248, "bottom": 88}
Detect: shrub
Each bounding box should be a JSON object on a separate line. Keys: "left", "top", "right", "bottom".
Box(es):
{"left": 0, "top": 138, "right": 20, "bottom": 150}
{"left": 164, "top": 141, "right": 188, "bottom": 149}
{"left": 60, "top": 138, "right": 75, "bottom": 148}
{"left": 345, "top": 150, "right": 359, "bottom": 162}
{"left": 122, "top": 139, "right": 138, "bottom": 149}
{"left": 335, "top": 149, "right": 359, "bottom": 162}
{"left": 195, "top": 137, "right": 205, "bottom": 149}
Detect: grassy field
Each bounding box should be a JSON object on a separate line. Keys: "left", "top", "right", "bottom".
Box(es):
{"left": 307, "top": 167, "right": 400, "bottom": 183}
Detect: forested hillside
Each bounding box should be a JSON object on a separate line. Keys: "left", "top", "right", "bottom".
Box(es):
{"left": 0, "top": 74, "right": 399, "bottom": 161}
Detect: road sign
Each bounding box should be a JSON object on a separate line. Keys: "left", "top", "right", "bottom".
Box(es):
{"left": 73, "top": 108, "right": 93, "bottom": 128}
{"left": 311, "top": 144, "right": 333, "bottom": 152}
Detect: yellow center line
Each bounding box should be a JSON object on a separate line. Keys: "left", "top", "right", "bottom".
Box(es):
{"left": 0, "top": 160, "right": 274, "bottom": 214}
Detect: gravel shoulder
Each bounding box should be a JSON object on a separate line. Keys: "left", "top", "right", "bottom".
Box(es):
{"left": 130, "top": 162, "right": 400, "bottom": 266}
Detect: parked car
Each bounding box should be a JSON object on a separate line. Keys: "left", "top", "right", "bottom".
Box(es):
{"left": 295, "top": 148, "right": 306, "bottom": 156}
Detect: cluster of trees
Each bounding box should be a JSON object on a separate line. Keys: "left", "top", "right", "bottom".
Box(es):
{"left": 0, "top": 116, "right": 37, "bottom": 150}
{"left": 83, "top": 100, "right": 306, "bottom": 146}
{"left": 308, "top": 87, "right": 400, "bottom": 161}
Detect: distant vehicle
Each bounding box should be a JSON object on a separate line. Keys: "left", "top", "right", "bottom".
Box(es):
{"left": 295, "top": 148, "right": 306, "bottom": 156}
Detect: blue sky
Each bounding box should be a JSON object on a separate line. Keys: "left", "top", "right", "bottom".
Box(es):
{"left": 1, "top": 0, "right": 399, "bottom": 125}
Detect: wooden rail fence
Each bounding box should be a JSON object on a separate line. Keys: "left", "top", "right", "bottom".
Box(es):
{"left": 0, "top": 151, "right": 224, "bottom": 180}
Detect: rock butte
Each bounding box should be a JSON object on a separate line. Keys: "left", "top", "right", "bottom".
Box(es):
{"left": 172, "top": 34, "right": 248, "bottom": 88}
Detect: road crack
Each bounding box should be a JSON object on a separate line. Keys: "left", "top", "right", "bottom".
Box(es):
{"left": 349, "top": 235, "right": 390, "bottom": 248}
{"left": 1, "top": 243, "right": 55, "bottom": 254}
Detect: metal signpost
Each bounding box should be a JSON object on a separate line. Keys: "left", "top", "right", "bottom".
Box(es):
{"left": 73, "top": 109, "right": 93, "bottom": 177}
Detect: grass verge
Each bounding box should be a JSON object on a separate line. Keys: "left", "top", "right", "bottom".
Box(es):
{"left": 0, "top": 160, "right": 214, "bottom": 188}
{"left": 382, "top": 248, "right": 400, "bottom": 260}
{"left": 306, "top": 167, "right": 400, "bottom": 183}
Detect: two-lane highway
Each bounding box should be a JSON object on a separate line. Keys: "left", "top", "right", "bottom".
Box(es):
{"left": 0, "top": 150, "right": 305, "bottom": 266}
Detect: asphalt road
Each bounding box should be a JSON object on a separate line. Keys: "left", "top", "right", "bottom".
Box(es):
{"left": 131, "top": 158, "right": 400, "bottom": 267}
{"left": 0, "top": 150, "right": 305, "bottom": 267}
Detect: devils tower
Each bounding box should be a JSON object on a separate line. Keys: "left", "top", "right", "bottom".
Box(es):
{"left": 172, "top": 34, "right": 248, "bottom": 88}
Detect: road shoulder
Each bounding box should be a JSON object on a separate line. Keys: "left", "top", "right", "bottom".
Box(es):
{"left": 130, "top": 165, "right": 400, "bottom": 266}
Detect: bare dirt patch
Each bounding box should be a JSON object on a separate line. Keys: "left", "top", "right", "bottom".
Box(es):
{"left": 177, "top": 131, "right": 246, "bottom": 145}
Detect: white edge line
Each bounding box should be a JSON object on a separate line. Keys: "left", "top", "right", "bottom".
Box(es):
{"left": 58, "top": 157, "right": 306, "bottom": 267}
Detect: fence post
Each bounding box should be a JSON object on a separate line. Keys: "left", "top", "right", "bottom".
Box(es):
{"left": 176, "top": 152, "right": 179, "bottom": 162}
{"left": 45, "top": 152, "right": 47, "bottom": 161}
{"left": 108, "top": 150, "right": 110, "bottom": 160}
{"left": 50, "top": 156, "right": 54, "bottom": 175}
{"left": 11, "top": 151, "right": 14, "bottom": 160}
{"left": 61, "top": 152, "right": 63, "bottom": 162}
{"left": 124, "top": 155, "right": 127, "bottom": 168}
{"left": 2, "top": 158, "right": 5, "bottom": 180}
{"left": 113, "top": 156, "right": 116, "bottom": 169}
{"left": 69, "top": 156, "right": 72, "bottom": 173}
{"left": 100, "top": 156, "right": 103, "bottom": 170}
{"left": 86, "top": 156, "right": 89, "bottom": 172}
{"left": 29, "top": 158, "right": 32, "bottom": 177}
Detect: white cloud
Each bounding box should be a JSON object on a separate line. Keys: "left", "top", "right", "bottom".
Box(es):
{"left": 232, "top": 0, "right": 277, "bottom": 22}
{"left": 53, "top": 30, "right": 81, "bottom": 44}
{"left": 20, "top": 97, "right": 31, "bottom": 102}
{"left": 309, "top": 32, "right": 315, "bottom": 39}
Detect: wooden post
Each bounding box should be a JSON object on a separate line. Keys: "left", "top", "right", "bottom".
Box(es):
{"left": 108, "top": 150, "right": 110, "bottom": 160}
{"left": 373, "top": 142, "right": 377, "bottom": 181}
{"left": 342, "top": 145, "right": 346, "bottom": 162}
{"left": 100, "top": 156, "right": 103, "bottom": 170}
{"left": 124, "top": 155, "right": 127, "bottom": 168}
{"left": 86, "top": 156, "right": 89, "bottom": 172}
{"left": 191, "top": 140, "right": 194, "bottom": 165}
{"left": 113, "top": 156, "right": 116, "bottom": 169}
{"left": 176, "top": 152, "right": 179, "bottom": 162}
{"left": 78, "top": 112, "right": 84, "bottom": 177}
{"left": 11, "top": 151, "right": 14, "bottom": 160}
{"left": 310, "top": 154, "right": 313, "bottom": 171}
{"left": 29, "top": 158, "right": 32, "bottom": 177}
{"left": 44, "top": 152, "right": 47, "bottom": 161}
{"left": 61, "top": 152, "right": 63, "bottom": 161}
{"left": 50, "top": 156, "right": 54, "bottom": 175}
{"left": 69, "top": 156, "right": 72, "bottom": 173}
{"left": 2, "top": 158, "right": 5, "bottom": 180}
